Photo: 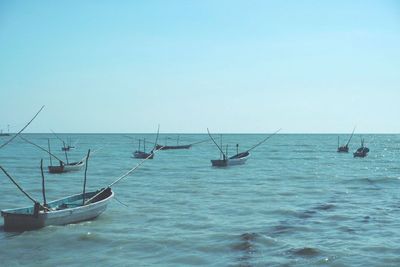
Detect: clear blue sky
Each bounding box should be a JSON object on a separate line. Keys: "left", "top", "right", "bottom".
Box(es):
{"left": 0, "top": 0, "right": 399, "bottom": 133}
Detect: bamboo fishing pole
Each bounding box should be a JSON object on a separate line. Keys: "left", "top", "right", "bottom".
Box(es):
{"left": 40, "top": 159, "right": 47, "bottom": 206}
{"left": 152, "top": 124, "right": 160, "bottom": 152}
{"left": 20, "top": 136, "right": 66, "bottom": 164}
{"left": 246, "top": 128, "right": 282, "bottom": 152}
{"left": 207, "top": 128, "right": 226, "bottom": 160}
{"left": 82, "top": 149, "right": 90, "bottom": 205}
{"left": 0, "top": 165, "right": 39, "bottom": 205}
{"left": 0, "top": 105, "right": 45, "bottom": 150}
{"left": 346, "top": 126, "right": 356, "bottom": 146}
{"left": 50, "top": 129, "right": 65, "bottom": 144}
{"left": 84, "top": 145, "right": 164, "bottom": 205}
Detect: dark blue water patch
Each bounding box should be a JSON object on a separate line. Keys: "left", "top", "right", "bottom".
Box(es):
{"left": 295, "top": 210, "right": 317, "bottom": 219}
{"left": 313, "top": 203, "right": 336, "bottom": 211}
{"left": 288, "top": 247, "right": 321, "bottom": 257}
{"left": 231, "top": 232, "right": 259, "bottom": 267}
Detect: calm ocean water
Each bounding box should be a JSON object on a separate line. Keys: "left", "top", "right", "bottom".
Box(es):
{"left": 0, "top": 133, "right": 399, "bottom": 266}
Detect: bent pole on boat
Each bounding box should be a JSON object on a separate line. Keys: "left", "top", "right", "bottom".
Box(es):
{"left": 40, "top": 159, "right": 47, "bottom": 206}
{"left": 50, "top": 129, "right": 65, "bottom": 144}
{"left": 246, "top": 128, "right": 282, "bottom": 152}
{"left": 152, "top": 124, "right": 161, "bottom": 151}
{"left": 346, "top": 126, "right": 356, "bottom": 146}
{"left": 19, "top": 136, "right": 66, "bottom": 164}
{"left": 82, "top": 149, "right": 91, "bottom": 205}
{"left": 84, "top": 145, "right": 164, "bottom": 205}
{"left": 0, "top": 105, "right": 45, "bottom": 150}
{"left": 207, "top": 128, "right": 227, "bottom": 159}
{"left": 0, "top": 165, "right": 40, "bottom": 205}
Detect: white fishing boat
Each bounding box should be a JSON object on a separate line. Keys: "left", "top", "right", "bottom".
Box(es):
{"left": 207, "top": 128, "right": 280, "bottom": 168}
{"left": 1, "top": 188, "right": 113, "bottom": 231}
{"left": 211, "top": 152, "right": 250, "bottom": 167}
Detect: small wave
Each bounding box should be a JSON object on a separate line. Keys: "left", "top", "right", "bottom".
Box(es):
{"left": 231, "top": 232, "right": 259, "bottom": 267}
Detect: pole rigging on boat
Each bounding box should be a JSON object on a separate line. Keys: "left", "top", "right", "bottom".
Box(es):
{"left": 0, "top": 165, "right": 43, "bottom": 207}
{"left": 19, "top": 136, "right": 66, "bottom": 164}
{"left": 207, "top": 128, "right": 227, "bottom": 160}
{"left": 40, "top": 159, "right": 47, "bottom": 206}
{"left": 84, "top": 145, "right": 164, "bottom": 205}
{"left": 245, "top": 128, "right": 281, "bottom": 153}
{"left": 152, "top": 124, "right": 161, "bottom": 152}
{"left": 346, "top": 126, "right": 356, "bottom": 147}
{"left": 82, "top": 149, "right": 91, "bottom": 205}
{"left": 0, "top": 105, "right": 45, "bottom": 150}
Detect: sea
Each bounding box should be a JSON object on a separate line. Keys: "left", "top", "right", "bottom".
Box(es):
{"left": 0, "top": 133, "right": 399, "bottom": 267}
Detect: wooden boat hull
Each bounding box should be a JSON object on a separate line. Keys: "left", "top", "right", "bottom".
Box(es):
{"left": 133, "top": 151, "right": 154, "bottom": 159}
{"left": 337, "top": 146, "right": 349, "bottom": 153}
{"left": 353, "top": 147, "right": 369, "bottom": 158}
{"left": 211, "top": 154, "right": 249, "bottom": 167}
{"left": 156, "top": 144, "right": 192, "bottom": 150}
{"left": 1, "top": 188, "right": 114, "bottom": 231}
{"left": 48, "top": 161, "right": 85, "bottom": 173}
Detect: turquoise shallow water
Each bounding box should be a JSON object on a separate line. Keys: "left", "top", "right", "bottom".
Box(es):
{"left": 0, "top": 133, "right": 400, "bottom": 266}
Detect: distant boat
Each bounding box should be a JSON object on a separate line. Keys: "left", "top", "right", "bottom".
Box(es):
{"left": 155, "top": 144, "right": 191, "bottom": 150}
{"left": 1, "top": 188, "right": 113, "bottom": 231}
{"left": 133, "top": 138, "right": 154, "bottom": 159}
{"left": 48, "top": 160, "right": 85, "bottom": 173}
{"left": 337, "top": 127, "right": 356, "bottom": 153}
{"left": 155, "top": 135, "right": 192, "bottom": 150}
{"left": 51, "top": 130, "right": 77, "bottom": 151}
{"left": 0, "top": 125, "right": 10, "bottom": 136}
{"left": 207, "top": 128, "right": 280, "bottom": 167}
{"left": 133, "top": 125, "right": 160, "bottom": 159}
{"left": 353, "top": 138, "right": 369, "bottom": 158}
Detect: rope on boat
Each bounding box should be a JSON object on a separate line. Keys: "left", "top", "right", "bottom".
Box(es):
{"left": 0, "top": 105, "right": 45, "bottom": 150}
{"left": 246, "top": 128, "right": 281, "bottom": 152}
{"left": 84, "top": 145, "right": 164, "bottom": 205}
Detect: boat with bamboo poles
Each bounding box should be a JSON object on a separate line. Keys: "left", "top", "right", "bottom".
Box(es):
{"left": 337, "top": 127, "right": 356, "bottom": 153}
{"left": 20, "top": 136, "right": 85, "bottom": 173}
{"left": 51, "top": 129, "right": 77, "bottom": 151}
{"left": 133, "top": 125, "right": 160, "bottom": 159}
{"left": 207, "top": 128, "right": 281, "bottom": 167}
{"left": 155, "top": 136, "right": 209, "bottom": 150}
{"left": 1, "top": 146, "right": 158, "bottom": 231}
{"left": 353, "top": 137, "right": 369, "bottom": 158}
{"left": 0, "top": 125, "right": 10, "bottom": 137}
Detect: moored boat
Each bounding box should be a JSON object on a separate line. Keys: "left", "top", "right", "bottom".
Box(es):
{"left": 155, "top": 144, "right": 191, "bottom": 150}
{"left": 211, "top": 151, "right": 249, "bottom": 167}
{"left": 353, "top": 138, "right": 369, "bottom": 158}
{"left": 133, "top": 138, "right": 154, "bottom": 159}
{"left": 337, "top": 127, "right": 356, "bottom": 153}
{"left": 1, "top": 188, "right": 113, "bottom": 231}
{"left": 48, "top": 161, "right": 85, "bottom": 173}
{"left": 133, "top": 150, "right": 154, "bottom": 159}
{"left": 207, "top": 128, "right": 280, "bottom": 167}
